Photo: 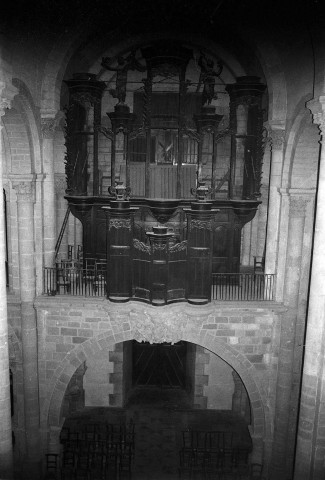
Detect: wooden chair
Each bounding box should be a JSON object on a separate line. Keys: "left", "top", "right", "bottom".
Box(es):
{"left": 253, "top": 256, "right": 265, "bottom": 273}
{"left": 250, "top": 463, "right": 263, "bottom": 479}
{"left": 92, "top": 262, "right": 107, "bottom": 295}
{"left": 60, "top": 450, "right": 75, "bottom": 480}
{"left": 77, "top": 244, "right": 83, "bottom": 261}
{"left": 45, "top": 453, "right": 59, "bottom": 479}
{"left": 56, "top": 263, "right": 71, "bottom": 294}
{"left": 233, "top": 447, "right": 250, "bottom": 479}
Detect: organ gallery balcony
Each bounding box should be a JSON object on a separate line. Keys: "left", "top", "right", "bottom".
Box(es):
{"left": 54, "top": 53, "right": 270, "bottom": 305}
{"left": 44, "top": 197, "right": 275, "bottom": 304}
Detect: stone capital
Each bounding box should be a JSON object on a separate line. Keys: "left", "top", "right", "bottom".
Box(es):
{"left": 268, "top": 128, "right": 285, "bottom": 149}
{"left": 11, "top": 175, "right": 36, "bottom": 203}
{"left": 41, "top": 118, "right": 56, "bottom": 139}
{"left": 0, "top": 97, "right": 11, "bottom": 118}
{"left": 0, "top": 81, "right": 18, "bottom": 118}
{"left": 40, "top": 110, "right": 64, "bottom": 139}
{"left": 306, "top": 96, "right": 325, "bottom": 132}
{"left": 264, "top": 121, "right": 286, "bottom": 149}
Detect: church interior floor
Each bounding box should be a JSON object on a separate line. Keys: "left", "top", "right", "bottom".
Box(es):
{"left": 39, "top": 387, "right": 254, "bottom": 479}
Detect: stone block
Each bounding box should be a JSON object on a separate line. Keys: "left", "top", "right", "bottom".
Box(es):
{"left": 85, "top": 317, "right": 101, "bottom": 322}
{"left": 99, "top": 322, "right": 111, "bottom": 329}
{"left": 242, "top": 316, "right": 257, "bottom": 323}
{"left": 109, "top": 393, "right": 123, "bottom": 406}
{"left": 241, "top": 346, "right": 254, "bottom": 354}
{"left": 46, "top": 361, "right": 59, "bottom": 370}
{"left": 193, "top": 396, "right": 207, "bottom": 409}
{"left": 66, "top": 322, "right": 81, "bottom": 328}
{"left": 47, "top": 326, "right": 60, "bottom": 335}
{"left": 214, "top": 329, "right": 236, "bottom": 336}
{"left": 245, "top": 330, "right": 256, "bottom": 336}
{"left": 109, "top": 373, "right": 123, "bottom": 385}
{"left": 113, "top": 362, "right": 123, "bottom": 373}
{"left": 109, "top": 351, "right": 123, "bottom": 363}
{"left": 72, "top": 337, "right": 88, "bottom": 344}
{"left": 77, "top": 329, "right": 93, "bottom": 337}
{"left": 56, "top": 344, "right": 74, "bottom": 353}
{"left": 229, "top": 317, "right": 242, "bottom": 323}
{"left": 45, "top": 335, "right": 64, "bottom": 344}
{"left": 196, "top": 352, "right": 210, "bottom": 364}
{"left": 195, "top": 364, "right": 205, "bottom": 375}
{"left": 61, "top": 327, "right": 78, "bottom": 336}
{"left": 202, "top": 324, "right": 218, "bottom": 329}
{"left": 195, "top": 374, "right": 209, "bottom": 386}
{"left": 195, "top": 385, "right": 204, "bottom": 396}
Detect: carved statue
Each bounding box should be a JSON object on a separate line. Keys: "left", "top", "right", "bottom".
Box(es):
{"left": 196, "top": 52, "right": 223, "bottom": 106}
{"left": 101, "top": 51, "right": 146, "bottom": 104}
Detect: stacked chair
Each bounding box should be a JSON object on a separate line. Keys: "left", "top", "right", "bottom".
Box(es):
{"left": 50, "top": 421, "right": 135, "bottom": 479}
{"left": 179, "top": 429, "right": 257, "bottom": 479}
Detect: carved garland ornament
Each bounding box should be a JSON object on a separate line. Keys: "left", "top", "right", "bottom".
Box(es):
{"left": 169, "top": 240, "right": 188, "bottom": 253}
{"left": 152, "top": 243, "right": 167, "bottom": 252}
{"left": 130, "top": 310, "right": 188, "bottom": 344}
{"left": 109, "top": 218, "right": 132, "bottom": 230}
{"left": 190, "top": 219, "right": 212, "bottom": 231}
{"left": 133, "top": 239, "right": 151, "bottom": 254}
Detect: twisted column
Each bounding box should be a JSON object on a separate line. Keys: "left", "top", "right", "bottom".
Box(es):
{"left": 0, "top": 87, "right": 15, "bottom": 479}
{"left": 294, "top": 97, "right": 325, "bottom": 480}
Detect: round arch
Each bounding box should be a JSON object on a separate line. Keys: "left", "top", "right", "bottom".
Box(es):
{"left": 282, "top": 99, "right": 319, "bottom": 190}
{"left": 40, "top": 24, "right": 275, "bottom": 116}
{"left": 11, "top": 79, "right": 43, "bottom": 175}
{"left": 45, "top": 330, "right": 268, "bottom": 439}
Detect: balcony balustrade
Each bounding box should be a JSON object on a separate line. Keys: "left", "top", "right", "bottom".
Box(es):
{"left": 44, "top": 267, "right": 275, "bottom": 303}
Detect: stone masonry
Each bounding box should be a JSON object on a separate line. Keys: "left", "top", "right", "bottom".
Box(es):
{"left": 34, "top": 296, "right": 285, "bottom": 474}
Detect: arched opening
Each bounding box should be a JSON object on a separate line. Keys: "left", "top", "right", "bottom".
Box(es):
{"left": 54, "top": 339, "right": 255, "bottom": 479}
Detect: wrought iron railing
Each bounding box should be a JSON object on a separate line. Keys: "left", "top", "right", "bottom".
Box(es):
{"left": 211, "top": 273, "right": 275, "bottom": 301}
{"left": 44, "top": 267, "right": 275, "bottom": 302}
{"left": 44, "top": 266, "right": 106, "bottom": 297}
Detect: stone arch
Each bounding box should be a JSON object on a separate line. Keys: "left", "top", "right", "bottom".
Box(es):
{"left": 41, "top": 25, "right": 101, "bottom": 112}
{"left": 40, "top": 26, "right": 266, "bottom": 117}
{"left": 283, "top": 100, "right": 319, "bottom": 190}
{"left": 2, "top": 105, "right": 34, "bottom": 175}
{"left": 45, "top": 330, "right": 268, "bottom": 440}
{"left": 11, "top": 79, "right": 42, "bottom": 175}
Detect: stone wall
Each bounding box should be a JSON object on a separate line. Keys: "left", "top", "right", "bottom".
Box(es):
{"left": 34, "top": 296, "right": 284, "bottom": 466}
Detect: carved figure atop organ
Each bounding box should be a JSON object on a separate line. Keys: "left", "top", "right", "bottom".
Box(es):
{"left": 101, "top": 51, "right": 146, "bottom": 104}
{"left": 196, "top": 51, "right": 223, "bottom": 106}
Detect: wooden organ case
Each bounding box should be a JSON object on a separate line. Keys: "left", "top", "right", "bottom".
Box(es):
{"left": 63, "top": 43, "right": 266, "bottom": 303}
